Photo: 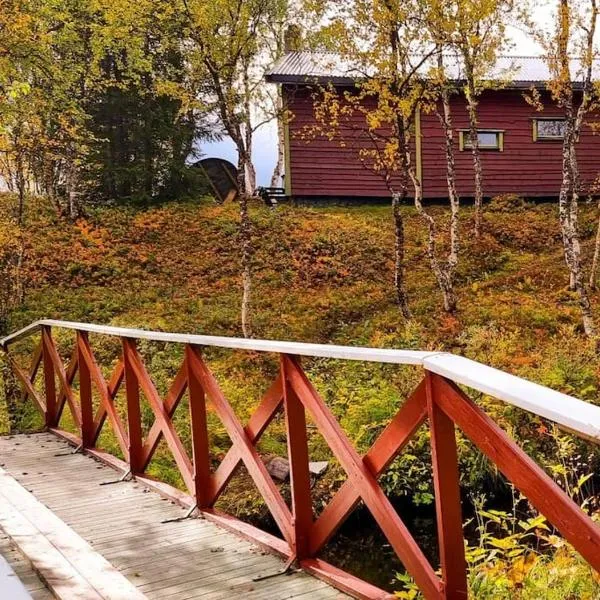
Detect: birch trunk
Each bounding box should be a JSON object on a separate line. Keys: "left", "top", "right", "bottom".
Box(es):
{"left": 66, "top": 161, "right": 83, "bottom": 221}
{"left": 392, "top": 190, "right": 411, "bottom": 319}
{"left": 407, "top": 129, "right": 458, "bottom": 314}
{"left": 559, "top": 125, "right": 595, "bottom": 336}
{"left": 271, "top": 89, "right": 285, "bottom": 188}
{"left": 438, "top": 75, "right": 460, "bottom": 312}
{"left": 237, "top": 151, "right": 253, "bottom": 338}
{"left": 467, "top": 97, "right": 484, "bottom": 237}
{"left": 589, "top": 199, "right": 600, "bottom": 290}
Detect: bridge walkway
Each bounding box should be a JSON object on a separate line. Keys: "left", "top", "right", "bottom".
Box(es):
{"left": 0, "top": 432, "right": 347, "bottom": 600}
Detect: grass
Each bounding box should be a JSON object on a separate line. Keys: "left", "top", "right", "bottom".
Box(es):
{"left": 1, "top": 193, "right": 600, "bottom": 596}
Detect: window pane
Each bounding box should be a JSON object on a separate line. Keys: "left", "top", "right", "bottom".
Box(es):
{"left": 463, "top": 131, "right": 500, "bottom": 149}
{"left": 477, "top": 132, "right": 499, "bottom": 147}
{"left": 537, "top": 119, "right": 566, "bottom": 139}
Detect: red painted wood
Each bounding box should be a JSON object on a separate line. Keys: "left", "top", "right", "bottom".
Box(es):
{"left": 139, "top": 361, "right": 187, "bottom": 470}
{"left": 185, "top": 345, "right": 211, "bottom": 507}
{"left": 122, "top": 338, "right": 144, "bottom": 473}
{"left": 208, "top": 374, "right": 283, "bottom": 504}
{"left": 91, "top": 360, "right": 124, "bottom": 444}
{"left": 301, "top": 558, "right": 393, "bottom": 600}
{"left": 77, "top": 332, "right": 94, "bottom": 448}
{"left": 55, "top": 346, "right": 78, "bottom": 425}
{"left": 19, "top": 341, "right": 42, "bottom": 405}
{"left": 123, "top": 338, "right": 195, "bottom": 493}
{"left": 309, "top": 380, "right": 427, "bottom": 554}
{"left": 41, "top": 327, "right": 57, "bottom": 427}
{"left": 77, "top": 334, "right": 130, "bottom": 460}
{"left": 281, "top": 355, "right": 313, "bottom": 558}
{"left": 284, "top": 356, "right": 442, "bottom": 599}
{"left": 8, "top": 353, "right": 46, "bottom": 416}
{"left": 426, "top": 374, "right": 468, "bottom": 599}
{"left": 435, "top": 376, "right": 600, "bottom": 574}
{"left": 42, "top": 329, "right": 82, "bottom": 428}
{"left": 188, "top": 347, "right": 294, "bottom": 547}
{"left": 285, "top": 85, "right": 600, "bottom": 199}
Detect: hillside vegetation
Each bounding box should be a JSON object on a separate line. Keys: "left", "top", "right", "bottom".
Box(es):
{"left": 2, "top": 193, "right": 600, "bottom": 597}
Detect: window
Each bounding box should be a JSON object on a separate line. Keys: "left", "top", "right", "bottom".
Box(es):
{"left": 459, "top": 129, "right": 504, "bottom": 151}
{"left": 533, "top": 118, "right": 566, "bottom": 141}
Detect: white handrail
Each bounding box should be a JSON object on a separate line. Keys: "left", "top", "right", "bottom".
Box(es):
{"left": 2, "top": 319, "right": 600, "bottom": 442}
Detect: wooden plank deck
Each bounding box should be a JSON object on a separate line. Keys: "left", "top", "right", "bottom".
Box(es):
{"left": 0, "top": 433, "right": 348, "bottom": 600}
{"left": 0, "top": 534, "right": 51, "bottom": 599}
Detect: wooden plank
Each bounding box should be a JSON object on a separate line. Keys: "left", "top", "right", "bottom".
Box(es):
{"left": 309, "top": 381, "right": 427, "bottom": 554}
{"left": 77, "top": 336, "right": 129, "bottom": 460}
{"left": 424, "top": 354, "right": 600, "bottom": 442}
{"left": 0, "top": 467, "right": 147, "bottom": 600}
{"left": 42, "top": 329, "right": 81, "bottom": 428}
{"left": 208, "top": 375, "right": 283, "bottom": 504}
{"left": 185, "top": 346, "right": 211, "bottom": 507}
{"left": 8, "top": 355, "right": 46, "bottom": 417}
{"left": 0, "top": 495, "right": 102, "bottom": 599}
{"left": 123, "top": 339, "right": 194, "bottom": 494}
{"left": 426, "top": 374, "right": 467, "bottom": 599}
{"left": 0, "top": 433, "right": 349, "bottom": 600}
{"left": 284, "top": 356, "right": 442, "bottom": 600}
{"left": 92, "top": 361, "right": 124, "bottom": 445}
{"left": 281, "top": 355, "right": 313, "bottom": 558}
{"left": 78, "top": 333, "right": 94, "bottom": 447}
{"left": 435, "top": 377, "right": 600, "bottom": 575}
{"left": 187, "top": 347, "right": 294, "bottom": 546}
{"left": 41, "top": 327, "right": 57, "bottom": 427}
{"left": 1, "top": 320, "right": 430, "bottom": 366}
{"left": 19, "top": 341, "right": 43, "bottom": 405}
{"left": 140, "top": 361, "right": 187, "bottom": 471}
{"left": 122, "top": 339, "right": 143, "bottom": 473}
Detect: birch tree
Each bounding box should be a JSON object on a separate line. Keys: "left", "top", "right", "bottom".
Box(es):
{"left": 304, "top": 0, "right": 464, "bottom": 314}
{"left": 443, "top": 0, "right": 514, "bottom": 237}
{"left": 537, "top": 0, "right": 599, "bottom": 337}
{"left": 182, "top": 0, "right": 281, "bottom": 337}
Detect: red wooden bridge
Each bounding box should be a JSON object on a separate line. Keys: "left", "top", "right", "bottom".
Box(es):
{"left": 1, "top": 319, "right": 599, "bottom": 600}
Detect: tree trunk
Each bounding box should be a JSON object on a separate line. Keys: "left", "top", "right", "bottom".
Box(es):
{"left": 15, "top": 149, "right": 26, "bottom": 227}
{"left": 465, "top": 74, "right": 484, "bottom": 237}
{"left": 589, "top": 199, "right": 600, "bottom": 290}
{"left": 271, "top": 89, "right": 285, "bottom": 188}
{"left": 242, "top": 60, "right": 257, "bottom": 196}
{"left": 44, "top": 159, "right": 63, "bottom": 217}
{"left": 408, "top": 134, "right": 458, "bottom": 314}
{"left": 245, "top": 160, "right": 257, "bottom": 195}
{"left": 437, "top": 54, "right": 460, "bottom": 312}
{"left": 237, "top": 150, "right": 253, "bottom": 338}
{"left": 391, "top": 191, "right": 411, "bottom": 319}
{"left": 66, "top": 160, "right": 83, "bottom": 220}
{"left": 558, "top": 127, "right": 595, "bottom": 337}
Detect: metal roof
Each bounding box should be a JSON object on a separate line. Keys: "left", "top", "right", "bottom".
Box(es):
{"left": 266, "top": 51, "right": 600, "bottom": 88}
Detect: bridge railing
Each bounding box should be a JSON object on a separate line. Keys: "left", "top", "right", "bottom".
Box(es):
{"left": 1, "top": 319, "right": 600, "bottom": 600}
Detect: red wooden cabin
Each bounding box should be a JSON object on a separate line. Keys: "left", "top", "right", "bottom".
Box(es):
{"left": 266, "top": 52, "right": 600, "bottom": 201}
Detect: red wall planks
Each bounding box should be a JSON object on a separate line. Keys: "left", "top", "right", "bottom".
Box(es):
{"left": 285, "top": 85, "right": 600, "bottom": 199}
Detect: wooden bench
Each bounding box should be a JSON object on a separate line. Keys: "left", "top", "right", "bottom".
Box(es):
{"left": 256, "top": 186, "right": 286, "bottom": 207}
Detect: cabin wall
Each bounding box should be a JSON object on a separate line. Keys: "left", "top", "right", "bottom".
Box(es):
{"left": 284, "top": 85, "right": 405, "bottom": 198}
{"left": 284, "top": 85, "right": 600, "bottom": 200}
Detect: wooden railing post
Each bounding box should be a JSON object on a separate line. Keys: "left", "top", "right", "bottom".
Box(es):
{"left": 77, "top": 332, "right": 94, "bottom": 447}
{"left": 41, "top": 326, "right": 57, "bottom": 428}
{"left": 426, "top": 372, "right": 468, "bottom": 600}
{"left": 122, "top": 338, "right": 143, "bottom": 474}
{"left": 281, "top": 355, "right": 313, "bottom": 559}
{"left": 185, "top": 345, "right": 211, "bottom": 508}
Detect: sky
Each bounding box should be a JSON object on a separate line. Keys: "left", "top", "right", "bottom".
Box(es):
{"left": 199, "top": 14, "right": 549, "bottom": 186}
